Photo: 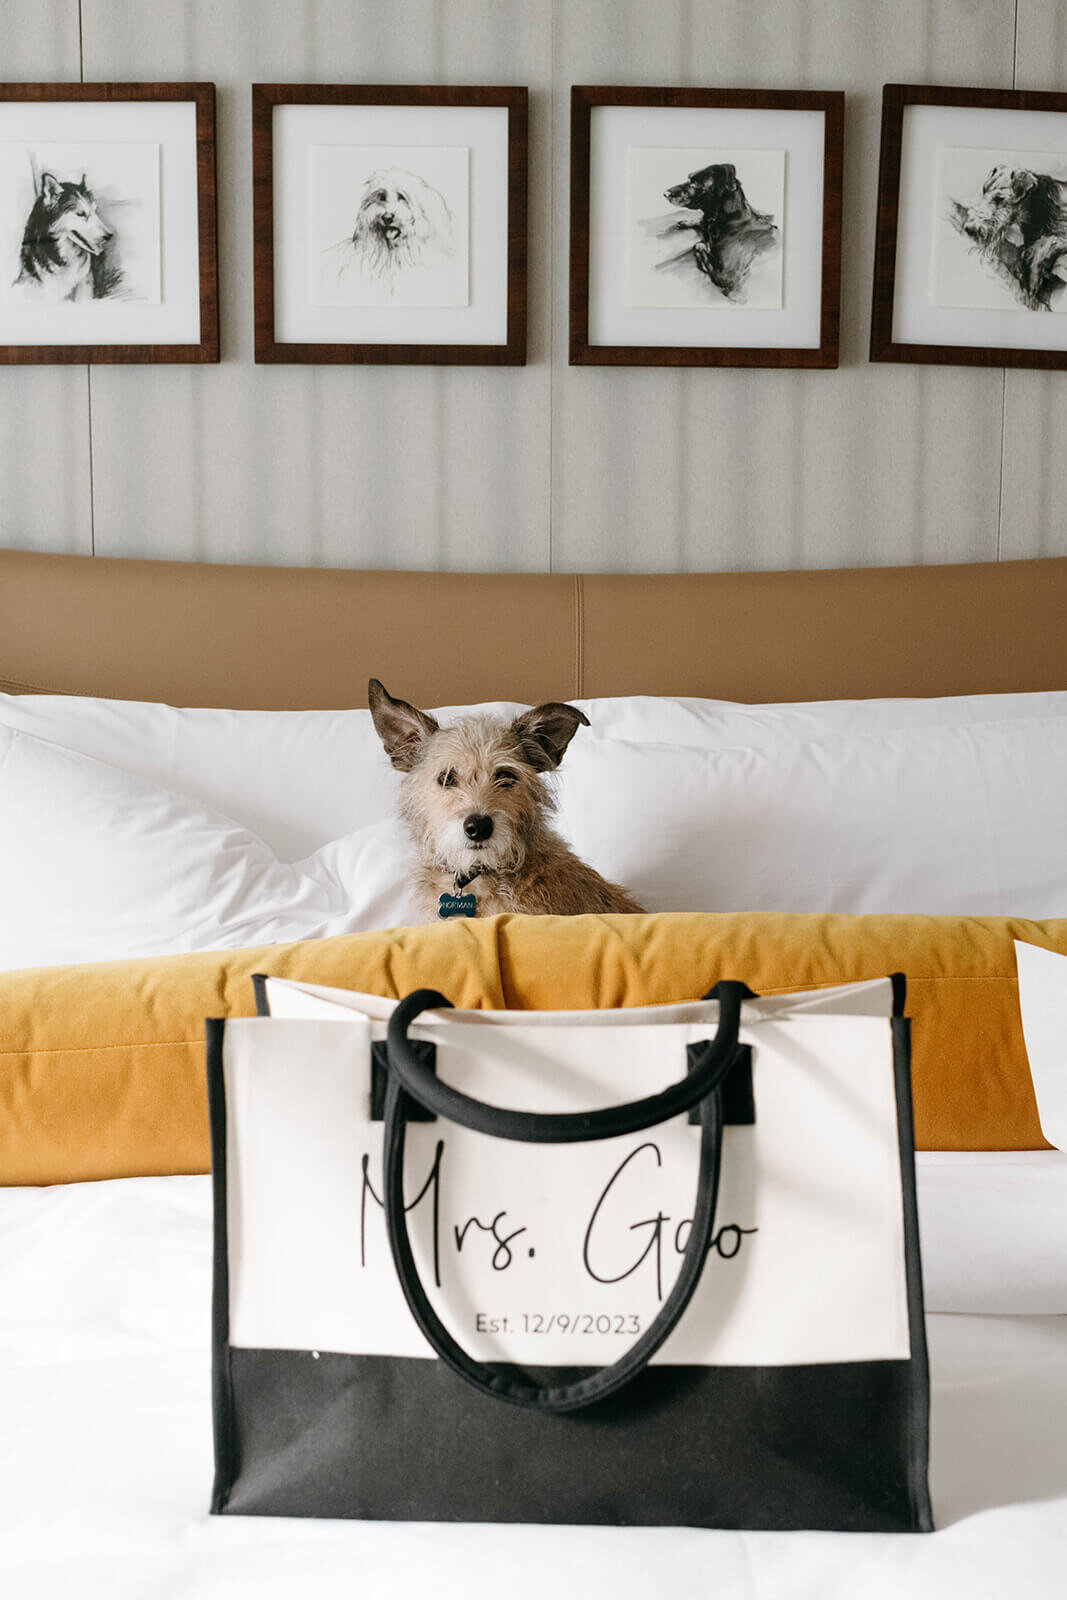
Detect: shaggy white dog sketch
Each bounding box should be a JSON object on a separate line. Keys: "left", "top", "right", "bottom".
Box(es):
{"left": 336, "top": 167, "right": 455, "bottom": 292}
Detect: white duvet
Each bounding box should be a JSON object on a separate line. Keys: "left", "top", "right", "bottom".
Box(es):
{"left": 1, "top": 1175, "right": 1065, "bottom": 1600}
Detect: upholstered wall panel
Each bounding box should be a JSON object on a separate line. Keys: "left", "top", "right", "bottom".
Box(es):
{"left": 2, "top": 1, "right": 1063, "bottom": 575}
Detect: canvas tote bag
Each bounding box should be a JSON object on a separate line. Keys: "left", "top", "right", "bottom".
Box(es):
{"left": 206, "top": 974, "right": 932, "bottom": 1531}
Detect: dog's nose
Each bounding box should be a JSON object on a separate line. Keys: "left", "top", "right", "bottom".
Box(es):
{"left": 463, "top": 814, "right": 494, "bottom": 843}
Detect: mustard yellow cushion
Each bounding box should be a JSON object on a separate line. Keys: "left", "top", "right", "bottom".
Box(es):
{"left": 1, "top": 912, "right": 1061, "bottom": 1185}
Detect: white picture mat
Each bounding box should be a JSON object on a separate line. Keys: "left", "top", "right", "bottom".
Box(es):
{"left": 588, "top": 105, "right": 826, "bottom": 349}
{"left": 893, "top": 103, "right": 1067, "bottom": 350}
{"left": 0, "top": 99, "right": 200, "bottom": 345}
{"left": 274, "top": 103, "right": 509, "bottom": 346}
{"left": 225, "top": 1009, "right": 911, "bottom": 1368}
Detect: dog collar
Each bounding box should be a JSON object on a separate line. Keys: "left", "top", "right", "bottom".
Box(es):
{"left": 452, "top": 868, "right": 483, "bottom": 892}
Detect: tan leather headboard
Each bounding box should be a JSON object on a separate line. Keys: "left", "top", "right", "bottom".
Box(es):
{"left": 2, "top": 547, "right": 1066, "bottom": 708}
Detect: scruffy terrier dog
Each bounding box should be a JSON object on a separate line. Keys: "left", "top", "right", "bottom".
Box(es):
{"left": 368, "top": 679, "right": 643, "bottom": 921}
{"left": 950, "top": 164, "right": 1067, "bottom": 311}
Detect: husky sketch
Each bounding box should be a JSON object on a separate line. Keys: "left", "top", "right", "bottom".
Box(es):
{"left": 13, "top": 169, "right": 122, "bottom": 303}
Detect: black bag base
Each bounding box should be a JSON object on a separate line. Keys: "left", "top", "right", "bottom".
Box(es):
{"left": 214, "top": 1347, "right": 933, "bottom": 1533}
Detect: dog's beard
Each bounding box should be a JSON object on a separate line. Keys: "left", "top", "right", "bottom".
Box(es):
{"left": 351, "top": 204, "right": 426, "bottom": 280}
{"left": 422, "top": 813, "right": 526, "bottom": 879}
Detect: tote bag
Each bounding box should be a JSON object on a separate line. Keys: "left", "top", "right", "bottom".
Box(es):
{"left": 206, "top": 974, "right": 931, "bottom": 1531}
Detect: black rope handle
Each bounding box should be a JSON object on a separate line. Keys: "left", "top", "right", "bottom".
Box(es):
{"left": 382, "top": 982, "right": 750, "bottom": 1414}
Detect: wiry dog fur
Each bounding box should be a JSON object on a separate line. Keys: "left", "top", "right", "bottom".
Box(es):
{"left": 340, "top": 168, "right": 455, "bottom": 291}
{"left": 368, "top": 680, "right": 643, "bottom": 920}
{"left": 949, "top": 164, "right": 1067, "bottom": 312}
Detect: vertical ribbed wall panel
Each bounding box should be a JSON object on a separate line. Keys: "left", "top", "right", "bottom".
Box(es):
{"left": 2, "top": 1, "right": 1060, "bottom": 573}
{"left": 80, "top": 0, "right": 553, "bottom": 570}
{"left": 998, "top": 0, "right": 1067, "bottom": 562}
{"left": 0, "top": 0, "right": 93, "bottom": 554}
{"left": 550, "top": 0, "right": 1014, "bottom": 573}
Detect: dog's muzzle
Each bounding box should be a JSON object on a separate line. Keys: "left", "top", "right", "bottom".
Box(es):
{"left": 463, "top": 813, "right": 494, "bottom": 844}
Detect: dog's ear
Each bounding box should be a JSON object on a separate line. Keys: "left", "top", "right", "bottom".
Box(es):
{"left": 368, "top": 679, "right": 439, "bottom": 771}
{"left": 40, "top": 172, "right": 62, "bottom": 206}
{"left": 511, "top": 703, "right": 591, "bottom": 772}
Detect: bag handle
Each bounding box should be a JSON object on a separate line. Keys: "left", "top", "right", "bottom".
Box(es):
{"left": 384, "top": 981, "right": 750, "bottom": 1143}
{"left": 382, "top": 982, "right": 750, "bottom": 1414}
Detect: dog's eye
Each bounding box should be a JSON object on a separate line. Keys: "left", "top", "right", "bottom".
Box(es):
{"left": 437, "top": 769, "right": 457, "bottom": 788}
{"left": 493, "top": 768, "right": 517, "bottom": 787}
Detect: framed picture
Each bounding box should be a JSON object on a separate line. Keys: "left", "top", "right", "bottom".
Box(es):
{"left": 253, "top": 84, "right": 527, "bottom": 365}
{"left": 569, "top": 86, "right": 843, "bottom": 368}
{"left": 871, "top": 84, "right": 1067, "bottom": 369}
{"left": 0, "top": 83, "right": 217, "bottom": 364}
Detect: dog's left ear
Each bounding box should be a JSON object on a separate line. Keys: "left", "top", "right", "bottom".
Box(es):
{"left": 511, "top": 703, "right": 590, "bottom": 772}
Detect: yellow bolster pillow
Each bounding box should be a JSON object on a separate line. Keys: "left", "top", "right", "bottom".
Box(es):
{"left": 0, "top": 912, "right": 1060, "bottom": 1186}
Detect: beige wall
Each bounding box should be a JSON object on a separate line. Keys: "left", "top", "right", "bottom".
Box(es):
{"left": 1, "top": 0, "right": 1063, "bottom": 574}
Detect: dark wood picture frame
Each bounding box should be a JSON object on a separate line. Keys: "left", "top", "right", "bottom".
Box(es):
{"left": 0, "top": 82, "right": 218, "bottom": 365}
{"left": 252, "top": 84, "right": 527, "bottom": 365}
{"left": 871, "top": 84, "right": 1067, "bottom": 369}
{"left": 569, "top": 86, "right": 844, "bottom": 369}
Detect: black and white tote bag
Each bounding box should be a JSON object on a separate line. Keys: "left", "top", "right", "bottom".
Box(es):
{"left": 206, "top": 974, "right": 932, "bottom": 1531}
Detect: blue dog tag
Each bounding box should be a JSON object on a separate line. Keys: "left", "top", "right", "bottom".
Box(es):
{"left": 438, "top": 892, "right": 477, "bottom": 920}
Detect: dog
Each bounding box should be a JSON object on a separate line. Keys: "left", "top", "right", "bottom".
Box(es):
{"left": 339, "top": 168, "right": 455, "bottom": 292}
{"left": 13, "top": 169, "right": 119, "bottom": 303}
{"left": 949, "top": 164, "right": 1067, "bottom": 312}
{"left": 660, "top": 162, "right": 778, "bottom": 302}
{"left": 368, "top": 679, "right": 644, "bottom": 920}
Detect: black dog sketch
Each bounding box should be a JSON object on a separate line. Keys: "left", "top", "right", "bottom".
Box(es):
{"left": 653, "top": 162, "right": 779, "bottom": 302}
{"left": 13, "top": 169, "right": 123, "bottom": 302}
{"left": 949, "top": 165, "right": 1067, "bottom": 312}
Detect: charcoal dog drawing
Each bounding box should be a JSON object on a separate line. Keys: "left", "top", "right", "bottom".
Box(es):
{"left": 948, "top": 164, "right": 1067, "bottom": 312}
{"left": 640, "top": 159, "right": 781, "bottom": 305}
{"left": 13, "top": 165, "right": 123, "bottom": 302}
{"left": 332, "top": 167, "right": 455, "bottom": 293}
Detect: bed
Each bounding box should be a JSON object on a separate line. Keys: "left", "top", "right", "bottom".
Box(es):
{"left": 2, "top": 547, "right": 1066, "bottom": 1597}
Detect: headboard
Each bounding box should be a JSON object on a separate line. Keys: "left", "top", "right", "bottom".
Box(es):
{"left": 2, "top": 547, "right": 1066, "bottom": 708}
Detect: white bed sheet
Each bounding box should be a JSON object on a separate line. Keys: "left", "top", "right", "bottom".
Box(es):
{"left": 1, "top": 1177, "right": 1065, "bottom": 1600}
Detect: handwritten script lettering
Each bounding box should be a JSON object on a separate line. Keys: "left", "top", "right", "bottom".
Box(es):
{"left": 359, "top": 1138, "right": 756, "bottom": 1302}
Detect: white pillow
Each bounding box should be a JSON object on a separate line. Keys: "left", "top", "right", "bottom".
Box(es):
{"left": 915, "top": 1151, "right": 1067, "bottom": 1314}
{"left": 0, "top": 693, "right": 526, "bottom": 862}
{"left": 554, "top": 718, "right": 1067, "bottom": 917}
{"left": 0, "top": 725, "right": 418, "bottom": 971}
{"left": 1015, "top": 941, "right": 1067, "bottom": 1151}
{"left": 5, "top": 689, "right": 1065, "bottom": 861}
{"left": 572, "top": 691, "right": 1067, "bottom": 750}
